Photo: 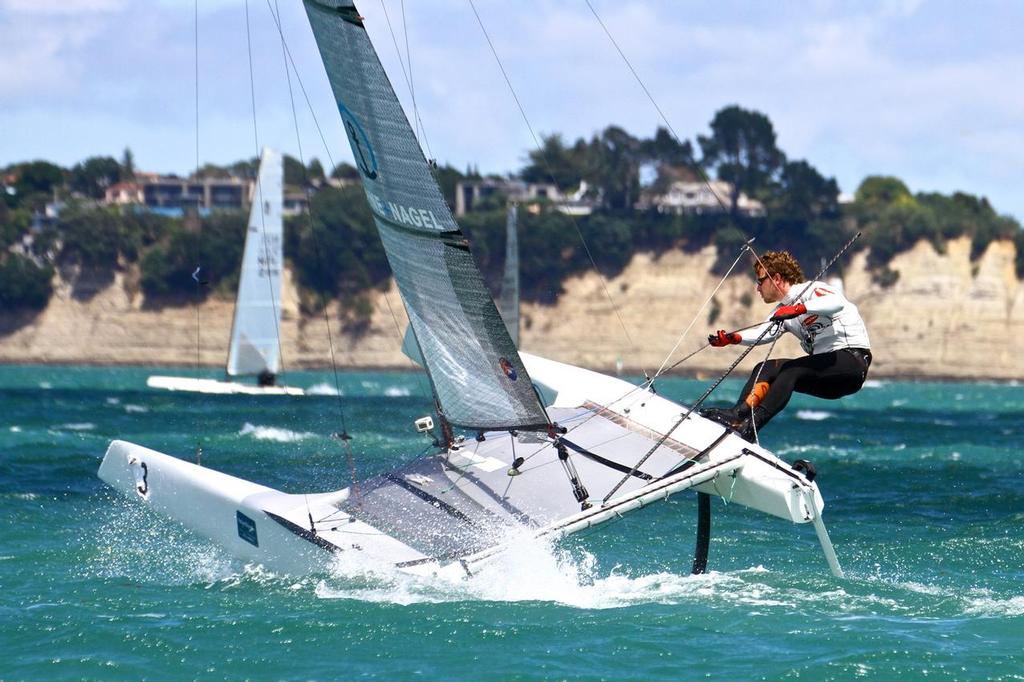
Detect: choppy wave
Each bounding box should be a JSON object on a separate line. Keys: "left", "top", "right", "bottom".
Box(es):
{"left": 795, "top": 409, "right": 832, "bottom": 421}
{"left": 59, "top": 422, "right": 96, "bottom": 431}
{"left": 306, "top": 382, "right": 342, "bottom": 396}
{"left": 238, "top": 422, "right": 315, "bottom": 442}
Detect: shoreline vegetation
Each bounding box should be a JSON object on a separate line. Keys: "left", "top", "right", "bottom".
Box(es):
{"left": 3, "top": 107, "right": 1023, "bottom": 379}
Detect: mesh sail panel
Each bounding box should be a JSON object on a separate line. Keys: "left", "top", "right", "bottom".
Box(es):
{"left": 304, "top": 0, "right": 548, "bottom": 430}
{"left": 227, "top": 148, "right": 283, "bottom": 377}
{"left": 498, "top": 204, "right": 520, "bottom": 347}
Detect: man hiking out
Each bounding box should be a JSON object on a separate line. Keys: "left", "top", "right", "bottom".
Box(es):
{"left": 701, "top": 250, "right": 872, "bottom": 441}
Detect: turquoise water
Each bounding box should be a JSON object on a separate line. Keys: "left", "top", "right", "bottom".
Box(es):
{"left": 1, "top": 365, "right": 1022, "bottom": 679}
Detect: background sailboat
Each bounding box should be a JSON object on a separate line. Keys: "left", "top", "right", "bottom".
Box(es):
{"left": 98, "top": 0, "right": 841, "bottom": 579}
{"left": 146, "top": 148, "right": 303, "bottom": 396}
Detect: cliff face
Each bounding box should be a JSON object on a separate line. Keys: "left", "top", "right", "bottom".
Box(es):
{"left": 1, "top": 236, "right": 1021, "bottom": 380}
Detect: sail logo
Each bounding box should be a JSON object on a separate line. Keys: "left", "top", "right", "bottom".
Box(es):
{"left": 338, "top": 101, "right": 378, "bottom": 180}
{"left": 364, "top": 191, "right": 444, "bottom": 230}
{"left": 499, "top": 357, "right": 518, "bottom": 381}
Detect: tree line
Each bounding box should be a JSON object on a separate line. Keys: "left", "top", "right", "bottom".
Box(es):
{"left": 2, "top": 106, "right": 1022, "bottom": 319}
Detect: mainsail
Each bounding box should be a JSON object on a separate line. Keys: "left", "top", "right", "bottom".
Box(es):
{"left": 226, "top": 148, "right": 284, "bottom": 378}
{"left": 498, "top": 204, "right": 520, "bottom": 347}
{"left": 304, "top": 0, "right": 548, "bottom": 431}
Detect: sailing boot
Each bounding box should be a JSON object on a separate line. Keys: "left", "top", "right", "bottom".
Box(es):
{"left": 699, "top": 404, "right": 749, "bottom": 429}
{"left": 736, "top": 405, "right": 772, "bottom": 442}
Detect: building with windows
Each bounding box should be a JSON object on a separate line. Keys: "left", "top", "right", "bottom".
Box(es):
{"left": 649, "top": 180, "right": 764, "bottom": 217}
{"left": 104, "top": 173, "right": 251, "bottom": 215}
{"left": 454, "top": 178, "right": 594, "bottom": 216}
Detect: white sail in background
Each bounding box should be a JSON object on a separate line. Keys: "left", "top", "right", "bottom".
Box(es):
{"left": 227, "top": 148, "right": 284, "bottom": 378}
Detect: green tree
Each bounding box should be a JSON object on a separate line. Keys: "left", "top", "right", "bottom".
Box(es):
{"left": 140, "top": 212, "right": 245, "bottom": 301}
{"left": 589, "top": 126, "right": 642, "bottom": 211}
{"left": 307, "top": 157, "right": 326, "bottom": 185}
{"left": 285, "top": 184, "right": 388, "bottom": 310}
{"left": 121, "top": 147, "right": 136, "bottom": 179}
{"left": 0, "top": 252, "right": 53, "bottom": 311}
{"left": 698, "top": 106, "right": 785, "bottom": 215}
{"left": 520, "top": 134, "right": 586, "bottom": 190}
{"left": 283, "top": 154, "right": 308, "bottom": 187}
{"left": 11, "top": 161, "right": 65, "bottom": 209}
{"left": 774, "top": 159, "right": 839, "bottom": 221}
{"left": 70, "top": 156, "right": 123, "bottom": 198}
{"left": 330, "top": 162, "right": 360, "bottom": 181}
{"left": 854, "top": 176, "right": 912, "bottom": 210}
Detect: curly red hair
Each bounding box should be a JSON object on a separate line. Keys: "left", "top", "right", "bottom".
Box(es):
{"left": 755, "top": 251, "right": 805, "bottom": 284}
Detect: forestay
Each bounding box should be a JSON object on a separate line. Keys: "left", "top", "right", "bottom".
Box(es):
{"left": 227, "top": 148, "right": 284, "bottom": 377}
{"left": 303, "top": 0, "right": 547, "bottom": 431}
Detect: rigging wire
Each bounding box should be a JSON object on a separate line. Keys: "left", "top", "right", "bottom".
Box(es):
{"left": 192, "top": 0, "right": 203, "bottom": 465}
{"left": 365, "top": 2, "right": 443, "bottom": 405}
{"left": 583, "top": 0, "right": 731, "bottom": 216}
{"left": 266, "top": 0, "right": 359, "bottom": 499}
{"left": 650, "top": 238, "right": 755, "bottom": 379}
{"left": 377, "top": 0, "right": 433, "bottom": 159}
{"left": 266, "top": 0, "right": 432, "bottom": 413}
{"left": 582, "top": 0, "right": 786, "bottom": 379}
{"left": 465, "top": 0, "right": 647, "bottom": 377}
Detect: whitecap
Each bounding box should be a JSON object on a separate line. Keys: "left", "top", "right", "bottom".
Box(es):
{"left": 384, "top": 386, "right": 411, "bottom": 397}
{"left": 963, "top": 595, "right": 1024, "bottom": 617}
{"left": 61, "top": 422, "right": 96, "bottom": 431}
{"left": 9, "top": 426, "right": 21, "bottom": 433}
{"left": 106, "top": 397, "right": 121, "bottom": 406}
{"left": 862, "top": 379, "right": 885, "bottom": 388}
{"left": 306, "top": 382, "right": 341, "bottom": 396}
{"left": 238, "top": 422, "right": 314, "bottom": 443}
{"left": 795, "top": 409, "right": 832, "bottom": 421}
{"left": 125, "top": 404, "right": 149, "bottom": 414}
{"left": 39, "top": 382, "right": 52, "bottom": 389}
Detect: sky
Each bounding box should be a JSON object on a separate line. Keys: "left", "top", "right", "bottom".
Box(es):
{"left": 2, "top": 0, "right": 1023, "bottom": 222}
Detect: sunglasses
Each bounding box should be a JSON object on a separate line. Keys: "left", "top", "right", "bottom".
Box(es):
{"left": 756, "top": 273, "right": 772, "bottom": 287}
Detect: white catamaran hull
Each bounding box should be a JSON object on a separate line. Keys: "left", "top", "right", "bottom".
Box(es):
{"left": 102, "top": 354, "right": 840, "bottom": 579}
{"left": 146, "top": 375, "right": 305, "bottom": 396}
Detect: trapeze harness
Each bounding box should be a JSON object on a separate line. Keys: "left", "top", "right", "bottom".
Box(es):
{"left": 735, "top": 281, "right": 872, "bottom": 420}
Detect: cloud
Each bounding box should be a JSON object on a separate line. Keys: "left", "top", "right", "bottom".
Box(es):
{"left": 2, "top": 0, "right": 1023, "bottom": 221}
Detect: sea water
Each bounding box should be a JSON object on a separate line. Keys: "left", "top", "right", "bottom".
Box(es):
{"left": 1, "top": 365, "right": 1021, "bottom": 679}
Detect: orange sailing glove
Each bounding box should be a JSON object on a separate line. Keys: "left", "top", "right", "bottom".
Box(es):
{"left": 708, "top": 330, "right": 741, "bottom": 347}
{"left": 771, "top": 302, "right": 807, "bottom": 321}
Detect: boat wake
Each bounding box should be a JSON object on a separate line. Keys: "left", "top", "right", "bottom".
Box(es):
{"left": 87, "top": 500, "right": 1023, "bottom": 617}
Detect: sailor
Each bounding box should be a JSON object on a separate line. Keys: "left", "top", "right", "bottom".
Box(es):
{"left": 701, "top": 250, "right": 872, "bottom": 441}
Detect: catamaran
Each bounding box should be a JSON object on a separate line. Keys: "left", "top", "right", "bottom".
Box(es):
{"left": 146, "top": 148, "right": 303, "bottom": 396}
{"left": 99, "top": 0, "right": 842, "bottom": 579}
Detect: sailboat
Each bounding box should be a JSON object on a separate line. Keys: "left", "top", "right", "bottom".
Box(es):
{"left": 98, "top": 0, "right": 842, "bottom": 579}
{"left": 146, "top": 148, "right": 304, "bottom": 396}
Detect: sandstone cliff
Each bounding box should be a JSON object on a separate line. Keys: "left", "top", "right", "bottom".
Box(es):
{"left": 1, "top": 236, "right": 1021, "bottom": 380}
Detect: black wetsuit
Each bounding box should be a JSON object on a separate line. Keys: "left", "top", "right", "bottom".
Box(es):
{"left": 741, "top": 348, "right": 872, "bottom": 421}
